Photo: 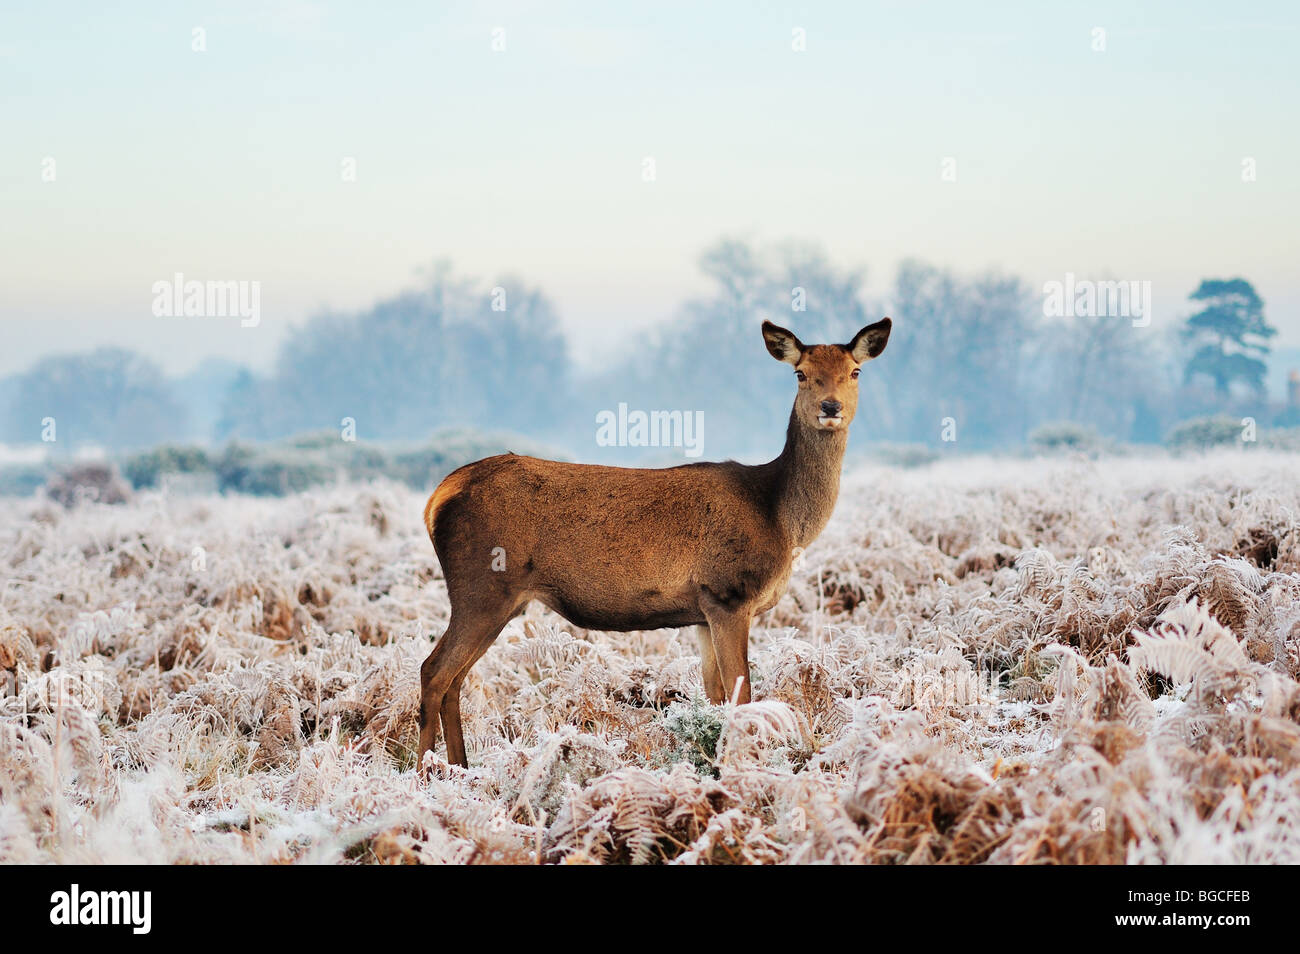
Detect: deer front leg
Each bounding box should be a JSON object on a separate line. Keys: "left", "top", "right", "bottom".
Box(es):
{"left": 695, "top": 624, "right": 726, "bottom": 703}
{"left": 702, "top": 605, "right": 753, "bottom": 705}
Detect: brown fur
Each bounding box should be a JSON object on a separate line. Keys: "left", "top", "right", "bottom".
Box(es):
{"left": 417, "top": 317, "right": 892, "bottom": 769}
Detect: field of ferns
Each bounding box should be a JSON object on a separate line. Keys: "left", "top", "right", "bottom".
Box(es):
{"left": 2, "top": 450, "right": 1299, "bottom": 865}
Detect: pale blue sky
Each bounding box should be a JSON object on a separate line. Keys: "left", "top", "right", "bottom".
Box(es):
{"left": 2, "top": 0, "right": 1297, "bottom": 374}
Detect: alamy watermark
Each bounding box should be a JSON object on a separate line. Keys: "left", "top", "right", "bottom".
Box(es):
{"left": 151, "top": 273, "right": 260, "bottom": 327}
{"left": 50, "top": 884, "right": 151, "bottom": 934}
{"left": 1042, "top": 273, "right": 1150, "bottom": 327}
{"left": 596, "top": 403, "right": 704, "bottom": 458}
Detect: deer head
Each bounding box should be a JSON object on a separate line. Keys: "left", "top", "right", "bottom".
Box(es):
{"left": 762, "top": 317, "right": 892, "bottom": 432}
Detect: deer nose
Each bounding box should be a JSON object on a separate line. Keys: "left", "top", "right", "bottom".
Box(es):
{"left": 820, "top": 400, "right": 842, "bottom": 416}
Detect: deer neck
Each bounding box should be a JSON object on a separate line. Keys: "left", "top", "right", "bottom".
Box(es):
{"left": 769, "top": 408, "right": 848, "bottom": 549}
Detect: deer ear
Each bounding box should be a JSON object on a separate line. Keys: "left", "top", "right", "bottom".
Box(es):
{"left": 847, "top": 317, "right": 892, "bottom": 362}
{"left": 762, "top": 320, "right": 804, "bottom": 365}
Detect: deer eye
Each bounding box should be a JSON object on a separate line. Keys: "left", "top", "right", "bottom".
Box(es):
{"left": 851, "top": 368, "right": 861, "bottom": 379}
{"left": 795, "top": 370, "right": 807, "bottom": 382}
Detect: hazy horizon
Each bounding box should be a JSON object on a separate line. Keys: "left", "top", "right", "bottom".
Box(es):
{"left": 4, "top": 0, "right": 1299, "bottom": 378}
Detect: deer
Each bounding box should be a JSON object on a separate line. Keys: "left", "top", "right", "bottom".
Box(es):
{"left": 417, "top": 317, "right": 892, "bottom": 770}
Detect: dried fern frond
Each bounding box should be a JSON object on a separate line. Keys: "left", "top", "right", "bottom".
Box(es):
{"left": 1129, "top": 599, "right": 1259, "bottom": 708}
{"left": 2, "top": 453, "right": 1300, "bottom": 862}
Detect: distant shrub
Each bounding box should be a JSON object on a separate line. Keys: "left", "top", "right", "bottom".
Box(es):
{"left": 1028, "top": 421, "right": 1103, "bottom": 454}
{"left": 284, "top": 429, "right": 345, "bottom": 451}
{"left": 123, "top": 445, "right": 211, "bottom": 488}
{"left": 1262, "top": 427, "right": 1300, "bottom": 452}
{"left": 279, "top": 436, "right": 389, "bottom": 481}
{"left": 215, "top": 446, "right": 334, "bottom": 496}
{"left": 244, "top": 456, "right": 335, "bottom": 495}
{"left": 122, "top": 430, "right": 572, "bottom": 498}
{"left": 340, "top": 444, "right": 389, "bottom": 481}
{"left": 868, "top": 443, "right": 940, "bottom": 469}
{"left": 389, "top": 447, "right": 455, "bottom": 489}
{"left": 212, "top": 443, "right": 255, "bottom": 490}
{"left": 44, "top": 463, "right": 132, "bottom": 508}
{"left": 0, "top": 464, "right": 50, "bottom": 497}
{"left": 1165, "top": 415, "right": 1247, "bottom": 451}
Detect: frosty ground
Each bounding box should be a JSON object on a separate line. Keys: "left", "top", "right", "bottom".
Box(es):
{"left": 2, "top": 451, "right": 1298, "bottom": 864}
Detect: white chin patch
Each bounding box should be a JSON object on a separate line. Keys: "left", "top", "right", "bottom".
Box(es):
{"left": 818, "top": 416, "right": 843, "bottom": 428}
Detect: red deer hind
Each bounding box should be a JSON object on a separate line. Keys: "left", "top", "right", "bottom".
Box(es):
{"left": 418, "top": 317, "right": 892, "bottom": 769}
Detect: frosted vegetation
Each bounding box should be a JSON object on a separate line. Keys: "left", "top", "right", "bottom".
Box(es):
{"left": 2, "top": 451, "right": 1299, "bottom": 864}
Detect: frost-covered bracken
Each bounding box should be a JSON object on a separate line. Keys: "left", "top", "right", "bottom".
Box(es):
{"left": 1, "top": 451, "right": 1298, "bottom": 864}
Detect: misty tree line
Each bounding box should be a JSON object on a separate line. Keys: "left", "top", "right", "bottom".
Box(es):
{"left": 1, "top": 239, "right": 1285, "bottom": 459}
{"left": 593, "top": 248, "right": 1282, "bottom": 457}
{"left": 217, "top": 264, "right": 570, "bottom": 442}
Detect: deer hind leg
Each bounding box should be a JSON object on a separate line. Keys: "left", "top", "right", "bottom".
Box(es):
{"left": 418, "top": 606, "right": 512, "bottom": 772}
{"left": 437, "top": 619, "right": 511, "bottom": 767}
{"left": 702, "top": 604, "right": 753, "bottom": 705}
{"left": 695, "top": 624, "right": 726, "bottom": 704}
